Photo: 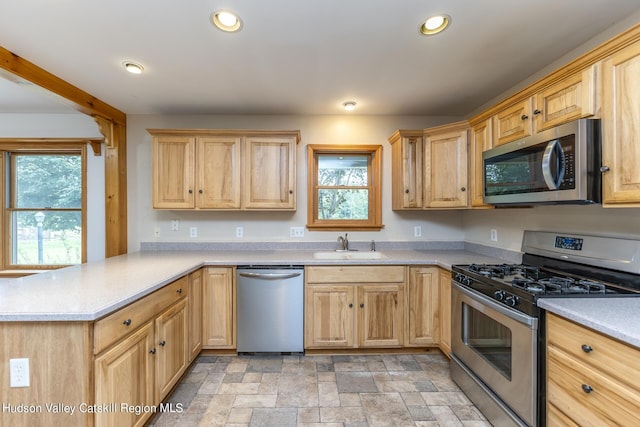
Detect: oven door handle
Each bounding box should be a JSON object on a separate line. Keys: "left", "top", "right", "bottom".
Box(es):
{"left": 452, "top": 282, "right": 538, "bottom": 329}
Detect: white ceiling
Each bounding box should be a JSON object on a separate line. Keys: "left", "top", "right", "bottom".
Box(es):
{"left": 1, "top": 0, "right": 639, "bottom": 116}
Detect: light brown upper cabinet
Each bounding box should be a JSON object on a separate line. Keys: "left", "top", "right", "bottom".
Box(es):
{"left": 149, "top": 129, "right": 300, "bottom": 210}
{"left": 389, "top": 130, "right": 423, "bottom": 210}
{"left": 423, "top": 121, "right": 469, "bottom": 208}
{"left": 389, "top": 122, "right": 469, "bottom": 210}
{"left": 493, "top": 63, "right": 600, "bottom": 147}
{"left": 601, "top": 39, "right": 640, "bottom": 206}
{"left": 469, "top": 119, "right": 492, "bottom": 208}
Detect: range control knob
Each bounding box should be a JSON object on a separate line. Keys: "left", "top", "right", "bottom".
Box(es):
{"left": 462, "top": 276, "right": 473, "bottom": 286}
{"left": 494, "top": 290, "right": 506, "bottom": 301}
{"left": 505, "top": 295, "right": 519, "bottom": 307}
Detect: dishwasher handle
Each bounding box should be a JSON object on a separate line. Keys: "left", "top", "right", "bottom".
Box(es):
{"left": 238, "top": 271, "right": 302, "bottom": 280}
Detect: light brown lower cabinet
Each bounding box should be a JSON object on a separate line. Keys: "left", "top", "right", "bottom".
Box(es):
{"left": 438, "top": 269, "right": 452, "bottom": 356}
{"left": 305, "top": 266, "right": 405, "bottom": 349}
{"left": 546, "top": 313, "right": 640, "bottom": 426}
{"left": 188, "top": 268, "right": 203, "bottom": 361}
{"left": 94, "top": 276, "right": 189, "bottom": 427}
{"left": 201, "top": 267, "right": 235, "bottom": 349}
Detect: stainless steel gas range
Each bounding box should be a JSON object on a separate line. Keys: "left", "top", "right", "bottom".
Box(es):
{"left": 450, "top": 230, "right": 640, "bottom": 427}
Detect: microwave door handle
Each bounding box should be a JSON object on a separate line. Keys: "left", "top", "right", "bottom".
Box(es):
{"left": 542, "top": 140, "right": 565, "bottom": 190}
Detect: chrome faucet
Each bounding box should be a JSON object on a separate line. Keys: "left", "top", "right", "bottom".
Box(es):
{"left": 337, "top": 233, "right": 349, "bottom": 251}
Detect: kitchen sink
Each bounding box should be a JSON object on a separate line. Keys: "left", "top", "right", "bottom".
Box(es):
{"left": 312, "top": 251, "right": 387, "bottom": 260}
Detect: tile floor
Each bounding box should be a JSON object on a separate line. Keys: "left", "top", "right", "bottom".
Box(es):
{"left": 148, "top": 353, "right": 491, "bottom": 427}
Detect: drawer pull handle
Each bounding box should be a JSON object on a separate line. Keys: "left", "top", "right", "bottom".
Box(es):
{"left": 521, "top": 114, "right": 529, "bottom": 120}
{"left": 123, "top": 319, "right": 132, "bottom": 326}
{"left": 149, "top": 348, "right": 156, "bottom": 354}
{"left": 348, "top": 303, "right": 353, "bottom": 308}
{"left": 177, "top": 288, "right": 183, "bottom": 294}
{"left": 581, "top": 384, "right": 594, "bottom": 394}
{"left": 581, "top": 344, "right": 593, "bottom": 353}
{"left": 533, "top": 109, "right": 542, "bottom": 115}
{"left": 360, "top": 303, "right": 364, "bottom": 308}
{"left": 159, "top": 340, "right": 166, "bottom": 347}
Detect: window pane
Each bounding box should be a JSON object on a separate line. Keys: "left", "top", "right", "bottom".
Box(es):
{"left": 317, "top": 155, "right": 368, "bottom": 186}
{"left": 318, "top": 189, "right": 369, "bottom": 219}
{"left": 15, "top": 154, "right": 82, "bottom": 208}
{"left": 12, "top": 210, "right": 82, "bottom": 265}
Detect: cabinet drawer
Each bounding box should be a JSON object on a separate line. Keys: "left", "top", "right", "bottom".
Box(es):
{"left": 94, "top": 277, "right": 188, "bottom": 354}
{"left": 547, "top": 313, "right": 640, "bottom": 390}
{"left": 547, "top": 346, "right": 640, "bottom": 426}
{"left": 306, "top": 266, "right": 405, "bottom": 283}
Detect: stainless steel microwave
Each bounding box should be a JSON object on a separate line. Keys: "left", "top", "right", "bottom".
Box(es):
{"left": 482, "top": 118, "right": 601, "bottom": 205}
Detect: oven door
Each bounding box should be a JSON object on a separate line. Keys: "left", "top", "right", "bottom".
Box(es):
{"left": 451, "top": 282, "right": 538, "bottom": 427}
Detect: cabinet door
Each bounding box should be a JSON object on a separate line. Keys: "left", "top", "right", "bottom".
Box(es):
{"left": 469, "top": 119, "right": 492, "bottom": 208}
{"left": 424, "top": 127, "right": 469, "bottom": 208}
{"left": 202, "top": 267, "right": 235, "bottom": 348}
{"left": 602, "top": 40, "right": 640, "bottom": 205}
{"left": 152, "top": 136, "right": 195, "bottom": 208}
{"left": 188, "top": 269, "right": 203, "bottom": 362}
{"left": 243, "top": 136, "right": 296, "bottom": 209}
{"left": 534, "top": 64, "right": 599, "bottom": 132}
{"left": 407, "top": 268, "right": 440, "bottom": 346}
{"left": 305, "top": 285, "right": 355, "bottom": 348}
{"left": 391, "top": 133, "right": 423, "bottom": 209}
{"left": 197, "top": 136, "right": 241, "bottom": 208}
{"left": 155, "top": 299, "right": 188, "bottom": 401}
{"left": 439, "top": 269, "right": 452, "bottom": 357}
{"left": 359, "top": 284, "right": 404, "bottom": 347}
{"left": 493, "top": 99, "right": 533, "bottom": 146}
{"left": 95, "top": 322, "right": 155, "bottom": 427}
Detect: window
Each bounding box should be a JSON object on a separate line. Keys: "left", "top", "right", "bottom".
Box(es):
{"left": 307, "top": 145, "right": 383, "bottom": 230}
{"left": 1, "top": 141, "right": 86, "bottom": 270}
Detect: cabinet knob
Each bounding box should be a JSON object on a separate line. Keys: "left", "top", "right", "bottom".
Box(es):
{"left": 348, "top": 303, "right": 353, "bottom": 308}
{"left": 177, "top": 288, "right": 183, "bottom": 294}
{"left": 405, "top": 189, "right": 410, "bottom": 194}
{"left": 360, "top": 303, "right": 364, "bottom": 308}
{"left": 461, "top": 187, "right": 466, "bottom": 192}
{"left": 521, "top": 114, "right": 529, "bottom": 120}
{"left": 289, "top": 190, "right": 293, "bottom": 194}
{"left": 533, "top": 109, "right": 542, "bottom": 115}
{"left": 149, "top": 348, "right": 156, "bottom": 354}
{"left": 581, "top": 384, "right": 594, "bottom": 394}
{"left": 199, "top": 189, "right": 203, "bottom": 194}
{"left": 600, "top": 166, "right": 610, "bottom": 173}
{"left": 123, "top": 319, "right": 132, "bottom": 326}
{"left": 188, "top": 189, "right": 193, "bottom": 194}
{"left": 581, "top": 344, "right": 593, "bottom": 353}
{"left": 159, "top": 340, "right": 166, "bottom": 347}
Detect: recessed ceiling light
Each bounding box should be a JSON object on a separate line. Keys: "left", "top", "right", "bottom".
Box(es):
{"left": 122, "top": 61, "right": 144, "bottom": 74}
{"left": 211, "top": 10, "right": 243, "bottom": 32}
{"left": 343, "top": 101, "right": 357, "bottom": 111}
{"left": 420, "top": 14, "right": 451, "bottom": 35}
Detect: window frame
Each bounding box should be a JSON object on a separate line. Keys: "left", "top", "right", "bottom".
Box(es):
{"left": 306, "top": 144, "right": 383, "bottom": 231}
{"left": 0, "top": 140, "right": 87, "bottom": 271}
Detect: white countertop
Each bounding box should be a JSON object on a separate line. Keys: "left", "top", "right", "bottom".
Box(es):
{"left": 0, "top": 249, "right": 504, "bottom": 322}
{"left": 538, "top": 297, "right": 640, "bottom": 349}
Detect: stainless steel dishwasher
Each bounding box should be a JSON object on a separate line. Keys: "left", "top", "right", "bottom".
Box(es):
{"left": 236, "top": 266, "right": 304, "bottom": 353}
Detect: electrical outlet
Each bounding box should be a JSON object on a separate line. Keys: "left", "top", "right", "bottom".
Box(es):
{"left": 171, "top": 220, "right": 180, "bottom": 231}
{"left": 414, "top": 225, "right": 422, "bottom": 237}
{"left": 190, "top": 227, "right": 197, "bottom": 238}
{"left": 235, "top": 226, "right": 244, "bottom": 238}
{"left": 290, "top": 227, "right": 304, "bottom": 238}
{"left": 490, "top": 229, "right": 498, "bottom": 242}
{"left": 10, "top": 358, "right": 29, "bottom": 388}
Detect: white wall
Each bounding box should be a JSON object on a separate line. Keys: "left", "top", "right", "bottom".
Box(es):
{"left": 127, "top": 114, "right": 466, "bottom": 252}
{"left": 0, "top": 113, "right": 106, "bottom": 261}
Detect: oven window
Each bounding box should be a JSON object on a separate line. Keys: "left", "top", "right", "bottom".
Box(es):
{"left": 462, "top": 302, "right": 512, "bottom": 380}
